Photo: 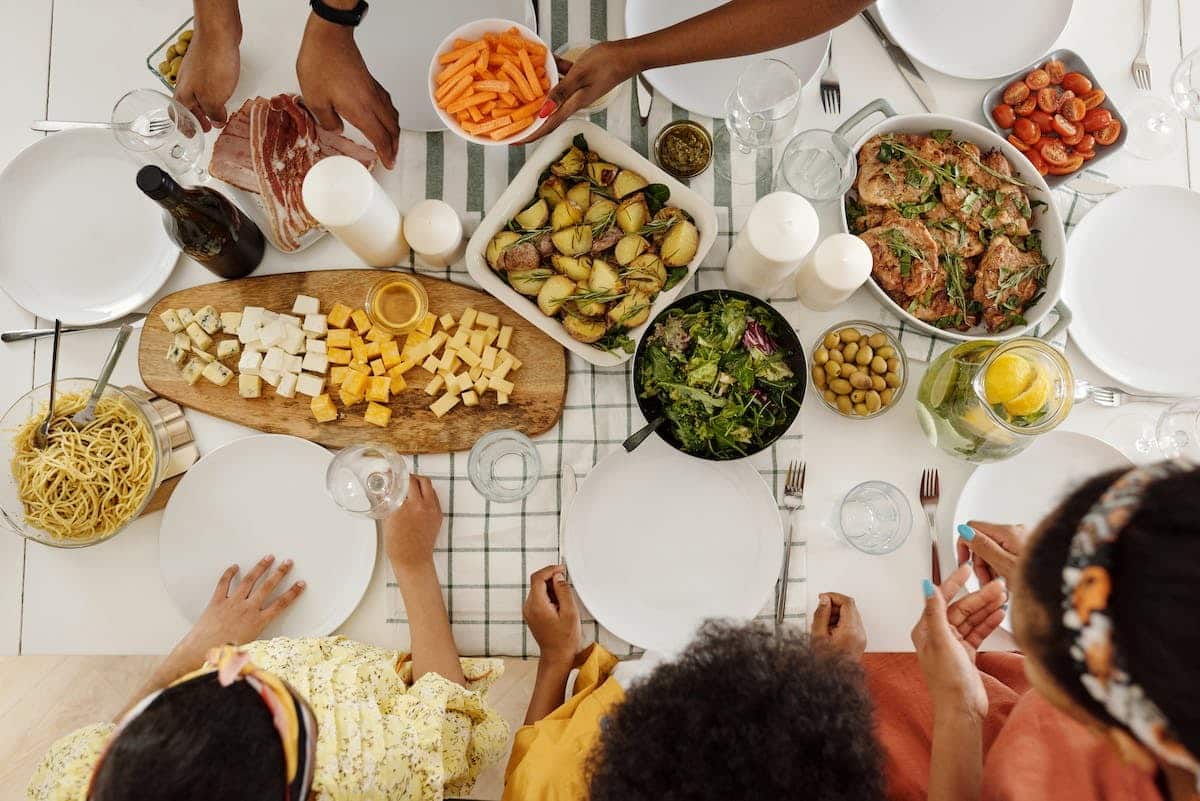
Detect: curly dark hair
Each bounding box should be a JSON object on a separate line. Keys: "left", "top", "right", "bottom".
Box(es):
{"left": 1020, "top": 464, "right": 1200, "bottom": 758}
{"left": 587, "top": 621, "right": 886, "bottom": 801}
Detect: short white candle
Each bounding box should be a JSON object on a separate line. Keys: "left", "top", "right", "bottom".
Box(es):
{"left": 795, "top": 233, "right": 873, "bottom": 311}
{"left": 404, "top": 199, "right": 464, "bottom": 269}
{"left": 723, "top": 191, "right": 819, "bottom": 298}
{"left": 302, "top": 156, "right": 409, "bottom": 267}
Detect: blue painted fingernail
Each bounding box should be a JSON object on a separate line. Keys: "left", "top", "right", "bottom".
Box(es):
{"left": 957, "top": 524, "right": 976, "bottom": 542}
{"left": 922, "top": 579, "right": 935, "bottom": 598}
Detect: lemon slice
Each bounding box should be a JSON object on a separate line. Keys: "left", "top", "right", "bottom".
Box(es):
{"left": 984, "top": 353, "right": 1035, "bottom": 404}
{"left": 1004, "top": 375, "right": 1049, "bottom": 418}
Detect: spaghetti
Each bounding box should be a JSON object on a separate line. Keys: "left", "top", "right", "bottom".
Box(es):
{"left": 11, "top": 391, "right": 156, "bottom": 541}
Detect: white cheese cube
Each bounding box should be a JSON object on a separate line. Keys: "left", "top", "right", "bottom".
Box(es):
{"left": 159, "top": 309, "right": 184, "bottom": 333}
{"left": 292, "top": 294, "right": 320, "bottom": 316}
{"left": 301, "top": 352, "right": 328, "bottom": 374}
{"left": 201, "top": 361, "right": 233, "bottom": 387}
{"left": 238, "top": 373, "right": 262, "bottom": 399}
{"left": 220, "top": 311, "right": 242, "bottom": 333}
{"left": 296, "top": 373, "right": 325, "bottom": 397}
{"left": 166, "top": 343, "right": 187, "bottom": 366}
{"left": 243, "top": 339, "right": 267, "bottom": 353}
{"left": 185, "top": 321, "right": 212, "bottom": 351}
{"left": 280, "top": 325, "right": 307, "bottom": 355}
{"left": 181, "top": 358, "right": 204, "bottom": 385}
{"left": 195, "top": 305, "right": 221, "bottom": 335}
{"left": 259, "top": 309, "right": 279, "bottom": 325}
{"left": 259, "top": 321, "right": 286, "bottom": 348}
{"left": 177, "top": 307, "right": 195, "bottom": 326}
{"left": 262, "top": 347, "right": 286, "bottom": 372}
{"left": 238, "top": 350, "right": 263, "bottom": 376}
{"left": 241, "top": 306, "right": 266, "bottom": 326}
{"left": 192, "top": 347, "right": 215, "bottom": 363}
{"left": 275, "top": 372, "right": 298, "bottom": 398}
{"left": 237, "top": 321, "right": 262, "bottom": 345}
{"left": 302, "top": 314, "right": 327, "bottom": 337}
{"left": 276, "top": 314, "right": 302, "bottom": 328}
{"left": 306, "top": 338, "right": 327, "bottom": 354}
{"left": 259, "top": 368, "right": 281, "bottom": 387}
{"left": 283, "top": 354, "right": 304, "bottom": 374}
{"left": 217, "top": 340, "right": 241, "bottom": 362}
{"left": 174, "top": 332, "right": 192, "bottom": 350}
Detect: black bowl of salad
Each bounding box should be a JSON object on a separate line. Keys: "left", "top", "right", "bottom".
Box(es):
{"left": 633, "top": 290, "right": 805, "bottom": 460}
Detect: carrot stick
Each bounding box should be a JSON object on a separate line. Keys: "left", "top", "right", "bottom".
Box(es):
{"left": 453, "top": 38, "right": 474, "bottom": 49}
{"left": 489, "top": 117, "right": 535, "bottom": 140}
{"left": 446, "top": 91, "right": 498, "bottom": 114}
{"left": 518, "top": 48, "right": 541, "bottom": 100}
{"left": 539, "top": 75, "right": 550, "bottom": 91}
{"left": 475, "top": 46, "right": 489, "bottom": 72}
{"left": 436, "top": 74, "right": 475, "bottom": 107}
{"left": 463, "top": 115, "right": 513, "bottom": 135}
{"left": 473, "top": 80, "right": 511, "bottom": 93}
{"left": 436, "top": 51, "right": 478, "bottom": 83}
{"left": 498, "top": 92, "right": 519, "bottom": 107}
{"left": 500, "top": 61, "right": 535, "bottom": 102}
{"left": 437, "top": 41, "right": 486, "bottom": 68}
{"left": 467, "top": 104, "right": 484, "bottom": 123}
{"left": 510, "top": 98, "right": 543, "bottom": 122}
{"left": 434, "top": 70, "right": 473, "bottom": 102}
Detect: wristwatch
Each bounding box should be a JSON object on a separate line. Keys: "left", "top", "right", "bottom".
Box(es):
{"left": 309, "top": 0, "right": 369, "bottom": 27}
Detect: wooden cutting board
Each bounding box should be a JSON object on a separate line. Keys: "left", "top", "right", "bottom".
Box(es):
{"left": 140, "top": 270, "right": 567, "bottom": 453}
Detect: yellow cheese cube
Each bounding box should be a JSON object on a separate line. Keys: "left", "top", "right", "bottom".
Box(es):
{"left": 310, "top": 394, "right": 338, "bottom": 422}
{"left": 491, "top": 359, "right": 513, "bottom": 381}
{"left": 458, "top": 308, "right": 478, "bottom": 331}
{"left": 330, "top": 366, "right": 350, "bottom": 387}
{"left": 482, "top": 327, "right": 500, "bottom": 348}
{"left": 439, "top": 313, "right": 456, "bottom": 330}
{"left": 417, "top": 313, "right": 437, "bottom": 335}
{"left": 500, "top": 350, "right": 522, "bottom": 370}
{"left": 476, "top": 311, "right": 499, "bottom": 329}
{"left": 389, "top": 373, "right": 408, "bottom": 394}
{"left": 394, "top": 357, "right": 417, "bottom": 375}
{"left": 350, "top": 309, "right": 372, "bottom": 334}
{"left": 422, "top": 355, "right": 441, "bottom": 373}
{"left": 365, "top": 326, "right": 394, "bottom": 343}
{"left": 458, "top": 373, "right": 476, "bottom": 394}
{"left": 363, "top": 341, "right": 382, "bottom": 360}
{"left": 327, "top": 303, "right": 353, "bottom": 329}
{"left": 350, "top": 338, "right": 368, "bottom": 364}
{"left": 380, "top": 340, "right": 401, "bottom": 368}
{"left": 339, "top": 388, "right": 364, "bottom": 408}
{"left": 459, "top": 347, "right": 481, "bottom": 368}
{"left": 449, "top": 328, "right": 470, "bottom": 350}
{"left": 473, "top": 376, "right": 489, "bottom": 394}
{"left": 342, "top": 370, "right": 368, "bottom": 397}
{"left": 404, "top": 329, "right": 429, "bottom": 347}
{"left": 370, "top": 359, "right": 386, "bottom": 376}
{"left": 364, "top": 402, "right": 392, "bottom": 427}
{"left": 438, "top": 348, "right": 457, "bottom": 372}
{"left": 468, "top": 331, "right": 485, "bottom": 356}
{"left": 430, "top": 392, "right": 460, "bottom": 418}
{"left": 349, "top": 361, "right": 370, "bottom": 375}
{"left": 327, "top": 329, "right": 353, "bottom": 348}
{"left": 366, "top": 376, "right": 390, "bottom": 402}
{"left": 497, "top": 392, "right": 510, "bottom": 406}
{"left": 497, "top": 325, "right": 513, "bottom": 350}
{"left": 490, "top": 377, "right": 515, "bottom": 395}
{"left": 461, "top": 390, "right": 480, "bottom": 407}
{"left": 468, "top": 365, "right": 483, "bottom": 381}
{"left": 481, "top": 346, "right": 498, "bottom": 370}
{"left": 424, "top": 375, "right": 445, "bottom": 396}
{"left": 444, "top": 374, "right": 464, "bottom": 396}
{"left": 327, "top": 347, "right": 352, "bottom": 365}
{"left": 424, "top": 331, "right": 448, "bottom": 356}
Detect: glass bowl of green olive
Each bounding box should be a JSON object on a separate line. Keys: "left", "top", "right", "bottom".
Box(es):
{"left": 810, "top": 321, "right": 907, "bottom": 419}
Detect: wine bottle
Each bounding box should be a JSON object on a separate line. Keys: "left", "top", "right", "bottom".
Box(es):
{"left": 136, "top": 165, "right": 265, "bottom": 279}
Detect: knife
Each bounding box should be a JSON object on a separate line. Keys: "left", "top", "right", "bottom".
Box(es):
{"left": 860, "top": 9, "right": 938, "bottom": 112}
{"left": 558, "top": 464, "right": 577, "bottom": 573}
{"left": 2, "top": 314, "right": 147, "bottom": 343}
{"left": 635, "top": 73, "right": 654, "bottom": 127}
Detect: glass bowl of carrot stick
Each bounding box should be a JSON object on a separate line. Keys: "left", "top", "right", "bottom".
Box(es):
{"left": 428, "top": 19, "right": 559, "bottom": 146}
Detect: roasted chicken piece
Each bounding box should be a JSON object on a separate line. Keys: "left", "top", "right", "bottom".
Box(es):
{"left": 940, "top": 146, "right": 1031, "bottom": 238}
{"left": 855, "top": 134, "right": 945, "bottom": 207}
{"left": 924, "top": 203, "right": 984, "bottom": 258}
{"left": 974, "top": 235, "right": 1046, "bottom": 332}
{"left": 859, "top": 213, "right": 942, "bottom": 298}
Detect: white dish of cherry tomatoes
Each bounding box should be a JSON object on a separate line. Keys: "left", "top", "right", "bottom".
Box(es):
{"left": 982, "top": 49, "right": 1127, "bottom": 186}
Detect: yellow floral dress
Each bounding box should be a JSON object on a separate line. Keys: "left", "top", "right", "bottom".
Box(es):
{"left": 27, "top": 636, "right": 508, "bottom": 801}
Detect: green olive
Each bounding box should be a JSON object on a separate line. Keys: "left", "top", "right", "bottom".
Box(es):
{"left": 866, "top": 391, "right": 882, "bottom": 412}
{"left": 854, "top": 402, "right": 869, "bottom": 416}
{"left": 823, "top": 331, "right": 840, "bottom": 349}
{"left": 855, "top": 344, "right": 874, "bottom": 366}
{"left": 886, "top": 357, "right": 901, "bottom": 374}
{"left": 165, "top": 44, "right": 177, "bottom": 59}
{"left": 876, "top": 346, "right": 895, "bottom": 360}
{"left": 868, "top": 332, "right": 888, "bottom": 349}
{"left": 885, "top": 372, "right": 902, "bottom": 388}
{"left": 871, "top": 374, "right": 887, "bottom": 392}
{"left": 823, "top": 389, "right": 837, "bottom": 405}
{"left": 839, "top": 327, "right": 862, "bottom": 343}
{"left": 836, "top": 395, "right": 853, "bottom": 413}
{"left": 176, "top": 38, "right": 189, "bottom": 55}
{"left": 880, "top": 388, "right": 895, "bottom": 406}
{"left": 158, "top": 60, "right": 171, "bottom": 74}
{"left": 870, "top": 356, "right": 888, "bottom": 374}
{"left": 850, "top": 371, "right": 872, "bottom": 390}
{"left": 179, "top": 29, "right": 193, "bottom": 41}
{"left": 814, "top": 346, "right": 829, "bottom": 365}
{"left": 842, "top": 342, "right": 859, "bottom": 363}
{"left": 170, "top": 55, "right": 183, "bottom": 70}
{"left": 829, "top": 349, "right": 844, "bottom": 364}
{"left": 813, "top": 369, "right": 827, "bottom": 389}
{"left": 850, "top": 389, "right": 867, "bottom": 403}
{"left": 824, "top": 361, "right": 841, "bottom": 380}
{"left": 830, "top": 378, "right": 852, "bottom": 395}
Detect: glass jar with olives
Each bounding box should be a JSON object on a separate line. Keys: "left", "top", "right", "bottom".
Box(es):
{"left": 810, "top": 321, "right": 907, "bottom": 419}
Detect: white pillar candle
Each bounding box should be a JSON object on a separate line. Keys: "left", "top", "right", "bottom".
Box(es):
{"left": 302, "top": 156, "right": 409, "bottom": 267}
{"left": 795, "top": 233, "right": 873, "bottom": 311}
{"left": 723, "top": 191, "right": 819, "bottom": 298}
{"left": 404, "top": 199, "right": 464, "bottom": 269}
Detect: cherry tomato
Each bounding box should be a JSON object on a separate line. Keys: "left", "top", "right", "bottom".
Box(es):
{"left": 992, "top": 103, "right": 1017, "bottom": 129}
{"left": 1075, "top": 134, "right": 1097, "bottom": 154}
{"left": 1095, "top": 119, "right": 1122, "bottom": 145}
{"left": 1014, "top": 95, "right": 1038, "bottom": 116}
{"left": 1044, "top": 59, "right": 1067, "bottom": 83}
{"left": 1026, "top": 150, "right": 1050, "bottom": 175}
{"left": 1025, "top": 68, "right": 1051, "bottom": 90}
{"left": 1003, "top": 81, "right": 1031, "bottom": 105}
{"left": 1008, "top": 134, "right": 1030, "bottom": 152}
{"left": 1047, "top": 154, "right": 1085, "bottom": 175}
{"left": 1037, "top": 87, "right": 1065, "bottom": 113}
{"left": 1061, "top": 97, "right": 1087, "bottom": 123}
{"left": 1028, "top": 110, "right": 1055, "bottom": 132}
{"left": 1039, "top": 139, "right": 1070, "bottom": 166}
{"left": 1061, "top": 72, "right": 1093, "bottom": 95}
{"left": 1081, "top": 89, "right": 1107, "bottom": 110}
{"left": 1080, "top": 148, "right": 1097, "bottom": 161}
{"left": 1083, "top": 108, "right": 1113, "bottom": 132}
{"left": 1014, "top": 117, "right": 1041, "bottom": 145}
{"left": 1061, "top": 126, "right": 1085, "bottom": 146}
{"left": 1051, "top": 114, "right": 1079, "bottom": 138}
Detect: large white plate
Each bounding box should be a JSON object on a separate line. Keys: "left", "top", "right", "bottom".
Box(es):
{"left": 625, "top": 0, "right": 830, "bottom": 119}
{"left": 954, "top": 431, "right": 1130, "bottom": 630}
{"left": 1064, "top": 186, "right": 1200, "bottom": 395}
{"left": 876, "top": 0, "right": 1073, "bottom": 80}
{"left": 0, "top": 130, "right": 178, "bottom": 325}
{"left": 160, "top": 435, "right": 376, "bottom": 638}
{"left": 564, "top": 438, "right": 783, "bottom": 654}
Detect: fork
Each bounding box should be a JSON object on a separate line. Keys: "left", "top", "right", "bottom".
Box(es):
{"left": 775, "top": 461, "right": 805, "bottom": 626}
{"left": 919, "top": 469, "right": 942, "bottom": 585}
{"left": 30, "top": 118, "right": 174, "bottom": 136}
{"left": 1131, "top": 0, "right": 1153, "bottom": 90}
{"left": 1090, "top": 385, "right": 1179, "bottom": 408}
{"left": 819, "top": 40, "right": 841, "bottom": 115}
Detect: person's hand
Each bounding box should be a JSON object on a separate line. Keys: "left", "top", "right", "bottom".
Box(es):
{"left": 518, "top": 40, "right": 639, "bottom": 144}
{"left": 957, "top": 521, "right": 1028, "bottom": 586}
{"left": 911, "top": 564, "right": 1007, "bottom": 719}
{"left": 296, "top": 15, "right": 399, "bottom": 168}
{"left": 383, "top": 475, "right": 443, "bottom": 572}
{"left": 175, "top": 556, "right": 305, "bottom": 664}
{"left": 173, "top": 15, "right": 242, "bottom": 132}
{"left": 810, "top": 591, "right": 867, "bottom": 661}
{"left": 523, "top": 564, "right": 581, "bottom": 667}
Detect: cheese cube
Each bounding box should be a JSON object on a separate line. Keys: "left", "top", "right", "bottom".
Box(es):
{"left": 276, "top": 314, "right": 302, "bottom": 329}
{"left": 276, "top": 372, "right": 298, "bottom": 398}
{"left": 338, "top": 388, "right": 364, "bottom": 408}
{"left": 404, "top": 329, "right": 429, "bottom": 348}
{"left": 429, "top": 392, "right": 460, "bottom": 418}
{"left": 259, "top": 368, "right": 281, "bottom": 387}
{"left": 482, "top": 327, "right": 500, "bottom": 348}
{"left": 202, "top": 361, "right": 233, "bottom": 387}
{"left": 476, "top": 311, "right": 499, "bottom": 329}
{"left": 424, "top": 331, "right": 449, "bottom": 357}
{"left": 181, "top": 358, "right": 204, "bottom": 385}
{"left": 364, "top": 402, "right": 392, "bottom": 427}
{"left": 394, "top": 357, "right": 418, "bottom": 375}
{"left": 461, "top": 390, "right": 480, "bottom": 407}
{"left": 348, "top": 360, "right": 369, "bottom": 375}
{"left": 444, "top": 374, "right": 464, "bottom": 396}
{"left": 366, "top": 376, "right": 390, "bottom": 402}
{"left": 468, "top": 331, "right": 485, "bottom": 355}
{"left": 303, "top": 314, "right": 328, "bottom": 337}
{"left": 468, "top": 365, "right": 483, "bottom": 381}
{"left": 296, "top": 373, "right": 325, "bottom": 397}
{"left": 497, "top": 392, "right": 509, "bottom": 406}
{"left": 159, "top": 309, "right": 184, "bottom": 333}
{"left": 310, "top": 394, "right": 338, "bottom": 422}
{"left": 365, "top": 326, "right": 394, "bottom": 343}
{"left": 500, "top": 350, "right": 522, "bottom": 370}
{"left": 281, "top": 325, "right": 307, "bottom": 355}
{"left": 237, "top": 321, "right": 262, "bottom": 345}
{"left": 458, "top": 373, "right": 476, "bottom": 394}
{"left": 363, "top": 342, "right": 382, "bottom": 360}
{"left": 166, "top": 343, "right": 187, "bottom": 366}
{"left": 491, "top": 359, "right": 513, "bottom": 381}
{"left": 449, "top": 328, "right": 470, "bottom": 350}
{"left": 439, "top": 313, "right": 456, "bottom": 330}
{"left": 306, "top": 338, "right": 327, "bottom": 354}
{"left": 177, "top": 307, "right": 195, "bottom": 326}
{"left": 424, "top": 375, "right": 445, "bottom": 396}
{"left": 422, "top": 355, "right": 441, "bottom": 373}
{"left": 369, "top": 359, "right": 385, "bottom": 376}
{"left": 327, "top": 329, "right": 352, "bottom": 348}
{"left": 497, "top": 325, "right": 513, "bottom": 350}
{"left": 327, "top": 302, "right": 353, "bottom": 329}
{"left": 192, "top": 347, "right": 215, "bottom": 364}
{"left": 379, "top": 340, "right": 401, "bottom": 369}
{"left": 342, "top": 370, "right": 368, "bottom": 397}
{"left": 238, "top": 350, "right": 263, "bottom": 376}
{"left": 241, "top": 306, "right": 266, "bottom": 326}
{"left": 220, "top": 311, "right": 242, "bottom": 333}
{"left": 458, "top": 347, "right": 481, "bottom": 368}
{"left": 283, "top": 354, "right": 304, "bottom": 374}
{"left": 490, "top": 377, "right": 515, "bottom": 395}
{"left": 185, "top": 321, "right": 212, "bottom": 351}
{"left": 238, "top": 373, "right": 262, "bottom": 398}
{"left": 473, "top": 376, "right": 489, "bottom": 395}
{"left": 350, "top": 338, "right": 368, "bottom": 364}
{"left": 262, "top": 347, "right": 286, "bottom": 372}
{"left": 459, "top": 308, "right": 478, "bottom": 330}
{"left": 259, "top": 310, "right": 279, "bottom": 325}
{"left": 195, "top": 306, "right": 222, "bottom": 335}
{"left": 174, "top": 332, "right": 192, "bottom": 350}
{"left": 438, "top": 348, "right": 458, "bottom": 372}
{"left": 350, "top": 309, "right": 372, "bottom": 334}
{"left": 301, "top": 352, "right": 328, "bottom": 374}
{"left": 329, "top": 366, "right": 350, "bottom": 387}
{"left": 327, "top": 347, "right": 352, "bottom": 365}
{"left": 388, "top": 372, "right": 407, "bottom": 394}
{"left": 217, "top": 340, "right": 241, "bottom": 362}
{"left": 292, "top": 294, "right": 320, "bottom": 315}
{"left": 481, "top": 346, "right": 498, "bottom": 371}
{"left": 258, "top": 321, "right": 285, "bottom": 348}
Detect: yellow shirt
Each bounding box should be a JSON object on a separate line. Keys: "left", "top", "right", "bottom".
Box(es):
{"left": 26, "top": 636, "right": 508, "bottom": 801}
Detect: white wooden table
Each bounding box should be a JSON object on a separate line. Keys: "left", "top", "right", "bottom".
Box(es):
{"left": 0, "top": 0, "right": 1196, "bottom": 656}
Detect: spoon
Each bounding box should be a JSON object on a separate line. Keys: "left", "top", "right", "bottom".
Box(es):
{"left": 622, "top": 417, "right": 665, "bottom": 452}
{"left": 72, "top": 324, "right": 134, "bottom": 427}
{"left": 34, "top": 320, "right": 63, "bottom": 448}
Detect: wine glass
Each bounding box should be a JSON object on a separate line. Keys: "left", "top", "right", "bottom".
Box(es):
{"left": 326, "top": 442, "right": 411, "bottom": 519}
{"left": 714, "top": 58, "right": 802, "bottom": 184}
{"left": 111, "top": 88, "right": 205, "bottom": 179}
{"left": 1125, "top": 47, "right": 1200, "bottom": 160}
{"left": 1156, "top": 400, "right": 1200, "bottom": 463}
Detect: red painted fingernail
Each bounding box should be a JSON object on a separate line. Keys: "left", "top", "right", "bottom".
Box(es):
{"left": 538, "top": 99, "right": 558, "bottom": 119}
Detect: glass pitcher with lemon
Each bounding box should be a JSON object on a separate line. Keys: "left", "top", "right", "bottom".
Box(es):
{"left": 916, "top": 339, "right": 1073, "bottom": 463}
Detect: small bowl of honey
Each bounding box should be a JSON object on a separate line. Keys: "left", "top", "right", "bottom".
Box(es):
{"left": 366, "top": 274, "right": 429, "bottom": 335}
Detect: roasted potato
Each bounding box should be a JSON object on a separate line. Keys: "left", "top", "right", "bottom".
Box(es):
{"left": 552, "top": 254, "right": 593, "bottom": 283}
{"left": 587, "top": 161, "right": 619, "bottom": 186}
{"left": 584, "top": 198, "right": 616, "bottom": 226}
{"left": 660, "top": 220, "right": 699, "bottom": 267}
{"left": 514, "top": 199, "right": 548, "bottom": 230}
{"left": 485, "top": 231, "right": 520, "bottom": 270}
{"left": 566, "top": 182, "right": 591, "bottom": 210}
{"left": 551, "top": 199, "right": 584, "bottom": 231}
{"left": 615, "top": 194, "right": 649, "bottom": 234}
{"left": 551, "top": 146, "right": 586, "bottom": 176}
{"left": 589, "top": 259, "right": 623, "bottom": 295}
{"left": 551, "top": 225, "right": 592, "bottom": 257}
{"left": 538, "top": 176, "right": 568, "bottom": 207}
{"left": 614, "top": 234, "right": 649, "bottom": 266}
{"left": 509, "top": 267, "right": 554, "bottom": 296}
{"left": 607, "top": 291, "right": 652, "bottom": 328}
{"left": 625, "top": 253, "right": 666, "bottom": 293}
{"left": 562, "top": 313, "right": 608, "bottom": 343}
{"left": 537, "top": 275, "right": 579, "bottom": 316}
{"left": 613, "top": 169, "right": 648, "bottom": 199}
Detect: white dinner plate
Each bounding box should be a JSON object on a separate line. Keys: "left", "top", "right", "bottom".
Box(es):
{"left": 625, "top": 0, "right": 830, "bottom": 119}
{"left": 0, "top": 130, "right": 178, "bottom": 325}
{"left": 1064, "top": 185, "right": 1200, "bottom": 396}
{"left": 953, "top": 431, "right": 1130, "bottom": 630}
{"left": 160, "top": 435, "right": 376, "bottom": 638}
{"left": 875, "top": 0, "right": 1074, "bottom": 80}
{"left": 564, "top": 437, "right": 783, "bottom": 654}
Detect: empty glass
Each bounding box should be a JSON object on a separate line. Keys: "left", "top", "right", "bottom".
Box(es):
{"left": 774, "top": 129, "right": 857, "bottom": 202}
{"left": 326, "top": 442, "right": 411, "bottom": 519}
{"left": 714, "top": 58, "right": 802, "bottom": 184}
{"left": 1155, "top": 400, "right": 1200, "bottom": 462}
{"left": 111, "top": 88, "right": 205, "bottom": 178}
{"left": 1125, "top": 47, "right": 1200, "bottom": 160}
{"left": 469, "top": 430, "right": 542, "bottom": 502}
{"left": 839, "top": 480, "right": 912, "bottom": 555}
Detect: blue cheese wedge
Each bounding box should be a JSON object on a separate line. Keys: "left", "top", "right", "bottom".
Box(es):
{"left": 177, "top": 307, "right": 195, "bottom": 326}
{"left": 185, "top": 321, "right": 212, "bottom": 351}
{"left": 159, "top": 309, "right": 184, "bottom": 333}
{"left": 217, "top": 340, "right": 241, "bottom": 362}
{"left": 202, "top": 361, "right": 233, "bottom": 386}
{"left": 181, "top": 358, "right": 205, "bottom": 385}
{"left": 192, "top": 347, "right": 215, "bottom": 364}
{"left": 220, "top": 311, "right": 242, "bottom": 333}
{"left": 195, "top": 305, "right": 221, "bottom": 335}
{"left": 292, "top": 295, "right": 320, "bottom": 316}
{"left": 174, "top": 332, "right": 192, "bottom": 350}
{"left": 238, "top": 373, "right": 262, "bottom": 398}
{"left": 166, "top": 343, "right": 187, "bottom": 366}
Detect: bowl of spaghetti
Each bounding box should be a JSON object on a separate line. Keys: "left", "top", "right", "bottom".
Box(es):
{"left": 1, "top": 379, "right": 172, "bottom": 547}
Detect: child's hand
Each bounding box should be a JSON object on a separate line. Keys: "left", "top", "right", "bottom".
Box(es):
{"left": 384, "top": 475, "right": 443, "bottom": 572}
{"left": 523, "top": 564, "right": 581, "bottom": 667}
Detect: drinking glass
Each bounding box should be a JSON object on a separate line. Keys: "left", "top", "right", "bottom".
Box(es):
{"left": 111, "top": 88, "right": 205, "bottom": 179}
{"left": 1155, "top": 400, "right": 1200, "bottom": 463}
{"left": 714, "top": 58, "right": 802, "bottom": 184}
{"left": 774, "top": 129, "right": 857, "bottom": 202}
{"left": 469, "top": 430, "right": 541, "bottom": 502}
{"left": 838, "top": 480, "right": 912, "bottom": 555}
{"left": 1125, "top": 47, "right": 1200, "bottom": 160}
{"left": 326, "top": 442, "right": 411, "bottom": 519}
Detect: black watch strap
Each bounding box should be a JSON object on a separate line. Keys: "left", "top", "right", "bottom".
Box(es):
{"left": 309, "top": 0, "right": 369, "bottom": 27}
